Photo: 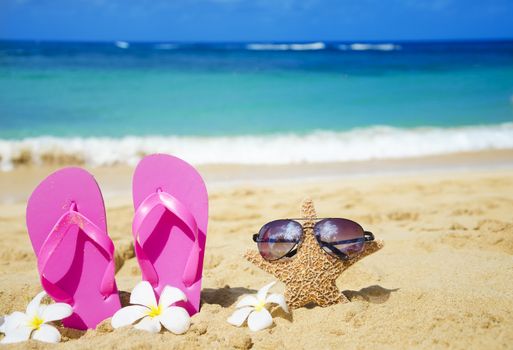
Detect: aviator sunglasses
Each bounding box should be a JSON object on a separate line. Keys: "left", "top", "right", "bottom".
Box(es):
{"left": 252, "top": 218, "right": 375, "bottom": 261}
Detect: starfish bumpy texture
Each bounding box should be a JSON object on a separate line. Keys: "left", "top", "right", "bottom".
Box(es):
{"left": 245, "top": 198, "right": 384, "bottom": 309}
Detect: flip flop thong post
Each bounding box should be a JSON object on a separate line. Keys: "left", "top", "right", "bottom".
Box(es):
{"left": 26, "top": 167, "right": 121, "bottom": 330}
{"left": 132, "top": 154, "right": 208, "bottom": 315}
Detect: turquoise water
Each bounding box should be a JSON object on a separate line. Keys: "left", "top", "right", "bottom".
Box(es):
{"left": 0, "top": 40, "right": 513, "bottom": 170}
{"left": 0, "top": 41, "right": 512, "bottom": 138}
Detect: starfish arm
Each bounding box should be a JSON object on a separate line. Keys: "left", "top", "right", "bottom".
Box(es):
{"left": 285, "top": 285, "right": 307, "bottom": 309}
{"left": 343, "top": 240, "right": 384, "bottom": 269}
{"left": 312, "top": 282, "right": 349, "bottom": 307}
{"left": 244, "top": 250, "right": 291, "bottom": 279}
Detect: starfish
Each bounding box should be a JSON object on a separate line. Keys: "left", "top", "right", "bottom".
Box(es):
{"left": 245, "top": 198, "right": 384, "bottom": 309}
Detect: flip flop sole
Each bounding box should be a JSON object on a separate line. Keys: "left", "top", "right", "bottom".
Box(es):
{"left": 26, "top": 167, "right": 121, "bottom": 330}
{"left": 133, "top": 154, "right": 208, "bottom": 315}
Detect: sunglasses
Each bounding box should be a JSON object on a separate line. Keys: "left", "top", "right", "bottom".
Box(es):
{"left": 252, "top": 218, "right": 375, "bottom": 261}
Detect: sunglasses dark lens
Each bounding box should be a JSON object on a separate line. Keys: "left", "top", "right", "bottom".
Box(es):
{"left": 256, "top": 219, "right": 302, "bottom": 261}
{"left": 314, "top": 218, "right": 365, "bottom": 259}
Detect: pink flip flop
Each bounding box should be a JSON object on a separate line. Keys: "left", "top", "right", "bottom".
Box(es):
{"left": 132, "top": 154, "right": 208, "bottom": 316}
{"left": 26, "top": 167, "right": 121, "bottom": 330}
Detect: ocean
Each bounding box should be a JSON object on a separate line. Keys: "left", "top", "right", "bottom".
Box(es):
{"left": 0, "top": 40, "right": 512, "bottom": 170}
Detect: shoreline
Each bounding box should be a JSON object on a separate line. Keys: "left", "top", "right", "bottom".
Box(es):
{"left": 1, "top": 123, "right": 513, "bottom": 172}
{"left": 1, "top": 149, "right": 513, "bottom": 205}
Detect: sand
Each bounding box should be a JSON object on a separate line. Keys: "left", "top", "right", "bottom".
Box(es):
{"left": 0, "top": 161, "right": 513, "bottom": 349}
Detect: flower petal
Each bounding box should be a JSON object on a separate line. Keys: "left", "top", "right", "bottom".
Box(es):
{"left": 134, "top": 316, "right": 161, "bottom": 333}
{"left": 3, "top": 312, "right": 28, "bottom": 333}
{"left": 247, "top": 309, "right": 273, "bottom": 332}
{"left": 26, "top": 291, "right": 46, "bottom": 317}
{"left": 130, "top": 281, "right": 157, "bottom": 308}
{"left": 0, "top": 314, "right": 10, "bottom": 333}
{"left": 159, "top": 286, "right": 187, "bottom": 309}
{"left": 0, "top": 325, "right": 32, "bottom": 344}
{"left": 235, "top": 295, "right": 258, "bottom": 308}
{"left": 265, "top": 293, "right": 288, "bottom": 313}
{"left": 227, "top": 306, "right": 253, "bottom": 327}
{"left": 111, "top": 305, "right": 148, "bottom": 329}
{"left": 32, "top": 324, "right": 61, "bottom": 343}
{"left": 160, "top": 306, "right": 191, "bottom": 335}
{"left": 41, "top": 303, "right": 73, "bottom": 323}
{"left": 257, "top": 281, "right": 276, "bottom": 302}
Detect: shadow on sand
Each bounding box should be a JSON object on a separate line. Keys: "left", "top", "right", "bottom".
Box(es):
{"left": 343, "top": 285, "right": 399, "bottom": 304}
{"left": 201, "top": 286, "right": 257, "bottom": 308}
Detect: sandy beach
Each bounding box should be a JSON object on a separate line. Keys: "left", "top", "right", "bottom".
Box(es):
{"left": 1, "top": 156, "right": 513, "bottom": 349}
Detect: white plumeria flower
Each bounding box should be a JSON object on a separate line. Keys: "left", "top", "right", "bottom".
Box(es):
{"left": 111, "top": 281, "right": 191, "bottom": 334}
{"left": 0, "top": 315, "right": 6, "bottom": 333}
{"left": 0, "top": 291, "right": 72, "bottom": 344}
{"left": 227, "top": 281, "right": 288, "bottom": 331}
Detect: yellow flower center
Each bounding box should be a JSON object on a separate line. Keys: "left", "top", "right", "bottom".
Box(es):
{"left": 254, "top": 300, "right": 266, "bottom": 312}
{"left": 147, "top": 305, "right": 162, "bottom": 318}
{"left": 29, "top": 316, "right": 44, "bottom": 330}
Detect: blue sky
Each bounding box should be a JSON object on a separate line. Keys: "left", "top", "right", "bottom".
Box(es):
{"left": 1, "top": 0, "right": 513, "bottom": 42}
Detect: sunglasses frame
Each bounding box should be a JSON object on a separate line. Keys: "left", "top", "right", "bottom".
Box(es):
{"left": 252, "top": 218, "right": 375, "bottom": 261}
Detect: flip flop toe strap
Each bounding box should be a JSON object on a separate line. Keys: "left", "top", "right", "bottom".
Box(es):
{"left": 37, "top": 204, "right": 116, "bottom": 303}
{"left": 132, "top": 190, "right": 201, "bottom": 288}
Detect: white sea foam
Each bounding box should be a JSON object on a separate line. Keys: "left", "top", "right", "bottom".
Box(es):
{"left": 338, "top": 43, "right": 401, "bottom": 51}
{"left": 1, "top": 124, "right": 513, "bottom": 171}
{"left": 246, "top": 42, "right": 326, "bottom": 51}
{"left": 115, "top": 41, "right": 130, "bottom": 49}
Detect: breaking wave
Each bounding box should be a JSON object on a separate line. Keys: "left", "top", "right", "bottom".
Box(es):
{"left": 337, "top": 43, "right": 402, "bottom": 51}
{"left": 1, "top": 124, "right": 513, "bottom": 171}
{"left": 246, "top": 42, "right": 326, "bottom": 51}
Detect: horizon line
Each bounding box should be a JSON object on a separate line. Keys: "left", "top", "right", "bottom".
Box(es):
{"left": 1, "top": 37, "right": 513, "bottom": 44}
